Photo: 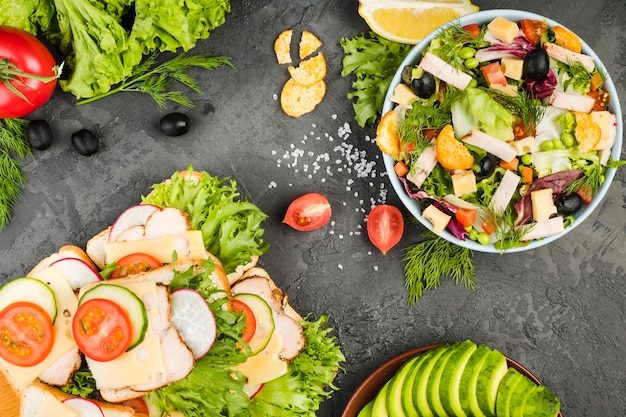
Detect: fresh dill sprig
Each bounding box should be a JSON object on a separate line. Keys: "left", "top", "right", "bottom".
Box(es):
{"left": 432, "top": 21, "right": 489, "bottom": 70}
{"left": 400, "top": 99, "right": 450, "bottom": 154}
{"left": 490, "top": 89, "right": 546, "bottom": 136}
{"left": 76, "top": 52, "right": 234, "bottom": 107}
{"left": 566, "top": 158, "right": 626, "bottom": 196}
{"left": 403, "top": 231, "right": 475, "bottom": 305}
{"left": 484, "top": 204, "right": 531, "bottom": 252}
{"left": 0, "top": 118, "right": 31, "bottom": 231}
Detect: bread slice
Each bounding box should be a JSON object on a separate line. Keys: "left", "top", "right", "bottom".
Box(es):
{"left": 28, "top": 245, "right": 98, "bottom": 276}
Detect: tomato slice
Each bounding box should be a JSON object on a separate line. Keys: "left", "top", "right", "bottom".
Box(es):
{"left": 463, "top": 23, "right": 480, "bottom": 39}
{"left": 109, "top": 253, "right": 163, "bottom": 279}
{"left": 283, "top": 193, "right": 332, "bottom": 231}
{"left": 121, "top": 397, "right": 150, "bottom": 415}
{"left": 0, "top": 301, "right": 55, "bottom": 367}
{"left": 480, "top": 62, "right": 507, "bottom": 86}
{"left": 367, "top": 205, "right": 404, "bottom": 255}
{"left": 72, "top": 299, "right": 132, "bottom": 362}
{"left": 231, "top": 299, "right": 257, "bottom": 344}
{"left": 520, "top": 19, "right": 548, "bottom": 45}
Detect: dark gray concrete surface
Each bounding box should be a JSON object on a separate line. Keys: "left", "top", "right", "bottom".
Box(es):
{"left": 1, "top": 0, "right": 625, "bottom": 416}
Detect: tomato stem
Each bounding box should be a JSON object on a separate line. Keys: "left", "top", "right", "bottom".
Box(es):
{"left": 0, "top": 58, "right": 60, "bottom": 105}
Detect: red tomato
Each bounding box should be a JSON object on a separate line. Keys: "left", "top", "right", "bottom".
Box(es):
{"left": 109, "top": 253, "right": 163, "bottom": 279}
{"left": 463, "top": 24, "right": 480, "bottom": 39}
{"left": 480, "top": 62, "right": 507, "bottom": 86}
{"left": 121, "top": 397, "right": 150, "bottom": 415}
{"left": 0, "top": 302, "right": 55, "bottom": 367}
{"left": 231, "top": 299, "right": 257, "bottom": 344}
{"left": 0, "top": 26, "right": 59, "bottom": 118}
{"left": 367, "top": 205, "right": 404, "bottom": 255}
{"left": 519, "top": 19, "right": 548, "bottom": 45}
{"left": 72, "top": 299, "right": 132, "bottom": 362}
{"left": 283, "top": 193, "right": 331, "bottom": 231}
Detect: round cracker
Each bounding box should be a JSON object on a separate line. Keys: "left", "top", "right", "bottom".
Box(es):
{"left": 299, "top": 30, "right": 322, "bottom": 59}
{"left": 280, "top": 78, "right": 326, "bottom": 118}
{"left": 274, "top": 29, "right": 293, "bottom": 64}
{"left": 287, "top": 52, "right": 326, "bottom": 87}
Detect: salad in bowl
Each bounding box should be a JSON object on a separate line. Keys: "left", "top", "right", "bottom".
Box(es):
{"left": 377, "top": 9, "right": 623, "bottom": 253}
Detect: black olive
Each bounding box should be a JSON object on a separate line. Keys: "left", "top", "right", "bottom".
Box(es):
{"left": 477, "top": 154, "right": 497, "bottom": 177}
{"left": 556, "top": 193, "right": 582, "bottom": 215}
{"left": 410, "top": 72, "right": 436, "bottom": 99}
{"left": 71, "top": 129, "right": 100, "bottom": 156}
{"left": 160, "top": 112, "right": 190, "bottom": 137}
{"left": 401, "top": 65, "right": 412, "bottom": 86}
{"left": 27, "top": 119, "right": 53, "bottom": 151}
{"left": 523, "top": 48, "right": 550, "bottom": 82}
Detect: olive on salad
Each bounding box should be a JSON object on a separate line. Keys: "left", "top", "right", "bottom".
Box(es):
{"left": 523, "top": 48, "right": 550, "bottom": 81}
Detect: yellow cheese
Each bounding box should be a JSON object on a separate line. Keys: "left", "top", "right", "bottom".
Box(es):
{"left": 489, "top": 83, "right": 518, "bottom": 96}
{"left": 501, "top": 57, "right": 524, "bottom": 80}
{"left": 510, "top": 137, "right": 538, "bottom": 155}
{"left": 34, "top": 393, "right": 78, "bottom": 417}
{"left": 451, "top": 171, "right": 477, "bottom": 197}
{"left": 0, "top": 268, "right": 78, "bottom": 389}
{"left": 104, "top": 230, "right": 207, "bottom": 264}
{"left": 83, "top": 281, "right": 168, "bottom": 390}
{"left": 233, "top": 331, "right": 288, "bottom": 386}
{"left": 390, "top": 83, "right": 418, "bottom": 106}
{"left": 422, "top": 204, "right": 451, "bottom": 235}
{"left": 487, "top": 16, "right": 519, "bottom": 44}
{"left": 531, "top": 188, "right": 557, "bottom": 222}
{"left": 590, "top": 111, "right": 616, "bottom": 150}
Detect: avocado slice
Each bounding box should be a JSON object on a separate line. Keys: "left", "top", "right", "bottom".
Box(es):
{"left": 386, "top": 355, "right": 420, "bottom": 417}
{"left": 439, "top": 339, "right": 477, "bottom": 416}
{"left": 496, "top": 368, "right": 525, "bottom": 417}
{"left": 508, "top": 373, "right": 539, "bottom": 417}
{"left": 476, "top": 349, "right": 508, "bottom": 417}
{"left": 414, "top": 345, "right": 450, "bottom": 417}
{"left": 521, "top": 385, "right": 561, "bottom": 417}
{"left": 425, "top": 343, "right": 459, "bottom": 416}
{"left": 357, "top": 400, "right": 374, "bottom": 417}
{"left": 459, "top": 344, "right": 492, "bottom": 417}
{"left": 400, "top": 350, "right": 433, "bottom": 417}
{"left": 372, "top": 377, "right": 392, "bottom": 416}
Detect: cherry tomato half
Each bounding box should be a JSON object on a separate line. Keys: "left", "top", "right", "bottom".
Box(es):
{"left": 121, "top": 397, "right": 150, "bottom": 415}
{"left": 109, "top": 253, "right": 163, "bottom": 279}
{"left": 283, "top": 193, "right": 331, "bottom": 231}
{"left": 367, "top": 205, "right": 404, "bottom": 255}
{"left": 0, "top": 301, "right": 55, "bottom": 367}
{"left": 0, "top": 26, "right": 59, "bottom": 118}
{"left": 72, "top": 298, "right": 132, "bottom": 362}
{"left": 231, "top": 299, "right": 257, "bottom": 344}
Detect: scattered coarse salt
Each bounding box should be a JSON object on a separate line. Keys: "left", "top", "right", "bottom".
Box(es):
{"left": 338, "top": 264, "right": 344, "bottom": 269}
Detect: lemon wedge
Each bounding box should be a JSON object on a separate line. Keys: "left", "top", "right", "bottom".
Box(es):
{"left": 358, "top": 0, "right": 479, "bottom": 44}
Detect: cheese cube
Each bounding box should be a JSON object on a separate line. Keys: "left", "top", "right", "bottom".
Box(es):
{"left": 501, "top": 57, "right": 524, "bottom": 80}
{"left": 531, "top": 188, "right": 557, "bottom": 222}
{"left": 390, "top": 83, "right": 418, "bottom": 106}
{"left": 489, "top": 83, "right": 518, "bottom": 96}
{"left": 487, "top": 16, "right": 520, "bottom": 44}
{"left": 510, "top": 137, "right": 538, "bottom": 155}
{"left": 422, "top": 204, "right": 451, "bottom": 235}
{"left": 452, "top": 171, "right": 478, "bottom": 197}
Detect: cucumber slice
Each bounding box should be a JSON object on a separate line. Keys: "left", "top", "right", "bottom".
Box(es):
{"left": 439, "top": 339, "right": 477, "bottom": 416}
{"left": 496, "top": 368, "right": 524, "bottom": 417}
{"left": 508, "top": 373, "right": 538, "bottom": 417}
{"left": 476, "top": 349, "right": 508, "bottom": 417}
{"left": 459, "top": 344, "right": 492, "bottom": 417}
{"left": 372, "top": 378, "right": 392, "bottom": 416}
{"left": 414, "top": 345, "right": 449, "bottom": 417}
{"left": 232, "top": 293, "right": 274, "bottom": 355}
{"left": 401, "top": 350, "right": 433, "bottom": 416}
{"left": 79, "top": 284, "right": 148, "bottom": 351}
{"left": 425, "top": 342, "right": 458, "bottom": 416}
{"left": 0, "top": 277, "right": 57, "bottom": 324}
{"left": 386, "top": 355, "right": 419, "bottom": 417}
{"left": 357, "top": 400, "right": 374, "bottom": 417}
{"left": 521, "top": 385, "right": 560, "bottom": 417}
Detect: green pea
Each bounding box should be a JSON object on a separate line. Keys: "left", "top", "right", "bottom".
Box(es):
{"left": 477, "top": 232, "right": 491, "bottom": 245}
{"left": 464, "top": 57, "right": 479, "bottom": 70}
{"left": 469, "top": 229, "right": 480, "bottom": 241}
{"left": 561, "top": 132, "right": 575, "bottom": 147}
{"left": 521, "top": 153, "right": 532, "bottom": 165}
{"left": 552, "top": 139, "right": 564, "bottom": 150}
{"left": 468, "top": 78, "right": 478, "bottom": 88}
{"left": 540, "top": 140, "right": 554, "bottom": 151}
{"left": 459, "top": 46, "right": 475, "bottom": 59}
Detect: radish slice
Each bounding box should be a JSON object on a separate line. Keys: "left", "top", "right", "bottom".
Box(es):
{"left": 243, "top": 383, "right": 264, "bottom": 398}
{"left": 62, "top": 398, "right": 105, "bottom": 417}
{"left": 50, "top": 258, "right": 101, "bottom": 290}
{"left": 108, "top": 204, "right": 159, "bottom": 242}
{"left": 170, "top": 288, "right": 217, "bottom": 358}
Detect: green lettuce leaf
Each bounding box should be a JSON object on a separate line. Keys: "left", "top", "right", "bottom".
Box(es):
{"left": 142, "top": 167, "right": 269, "bottom": 275}
{"left": 0, "top": 0, "right": 57, "bottom": 37}
{"left": 451, "top": 87, "right": 515, "bottom": 140}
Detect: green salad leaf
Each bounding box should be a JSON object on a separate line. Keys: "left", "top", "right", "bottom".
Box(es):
{"left": 451, "top": 87, "right": 515, "bottom": 140}
{"left": 143, "top": 167, "right": 269, "bottom": 275}
{"left": 340, "top": 31, "right": 412, "bottom": 127}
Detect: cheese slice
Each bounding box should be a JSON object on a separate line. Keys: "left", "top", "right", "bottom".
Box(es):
{"left": 34, "top": 393, "right": 78, "bottom": 417}
{"left": 84, "top": 281, "right": 168, "bottom": 390}
{"left": 0, "top": 268, "right": 78, "bottom": 389}
{"left": 233, "top": 331, "right": 288, "bottom": 386}
{"left": 104, "top": 230, "right": 208, "bottom": 264}
{"left": 531, "top": 188, "right": 558, "bottom": 222}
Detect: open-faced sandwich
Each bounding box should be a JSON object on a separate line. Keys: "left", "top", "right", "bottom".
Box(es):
{"left": 0, "top": 167, "right": 345, "bottom": 417}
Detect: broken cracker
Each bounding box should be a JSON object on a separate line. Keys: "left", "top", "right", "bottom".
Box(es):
{"left": 280, "top": 78, "right": 326, "bottom": 118}
{"left": 574, "top": 112, "right": 601, "bottom": 154}
{"left": 299, "top": 30, "right": 322, "bottom": 59}
{"left": 274, "top": 29, "right": 293, "bottom": 64}
{"left": 287, "top": 52, "right": 326, "bottom": 87}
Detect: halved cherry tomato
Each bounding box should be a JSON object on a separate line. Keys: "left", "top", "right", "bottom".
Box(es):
{"left": 231, "top": 299, "right": 256, "bottom": 344}
{"left": 0, "top": 301, "right": 54, "bottom": 367}
{"left": 283, "top": 193, "right": 331, "bottom": 231}
{"left": 367, "top": 205, "right": 404, "bottom": 255}
{"left": 520, "top": 19, "right": 548, "bottom": 45}
{"left": 109, "top": 253, "right": 163, "bottom": 279}
{"left": 481, "top": 62, "right": 507, "bottom": 86}
{"left": 588, "top": 89, "right": 609, "bottom": 111}
{"left": 463, "top": 23, "right": 480, "bottom": 39}
{"left": 72, "top": 299, "right": 132, "bottom": 362}
{"left": 121, "top": 397, "right": 150, "bottom": 415}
